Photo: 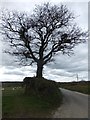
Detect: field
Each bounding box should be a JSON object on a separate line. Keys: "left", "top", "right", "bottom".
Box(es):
{"left": 2, "top": 81, "right": 62, "bottom": 118}
{"left": 2, "top": 80, "right": 89, "bottom": 118}
{"left": 58, "top": 81, "right": 90, "bottom": 95}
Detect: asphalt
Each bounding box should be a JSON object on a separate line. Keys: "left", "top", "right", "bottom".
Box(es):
{"left": 53, "top": 88, "right": 88, "bottom": 118}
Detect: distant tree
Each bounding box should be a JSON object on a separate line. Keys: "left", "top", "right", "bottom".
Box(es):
{"left": 1, "top": 3, "right": 87, "bottom": 78}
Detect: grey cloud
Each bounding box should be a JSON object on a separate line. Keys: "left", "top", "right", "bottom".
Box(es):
{"left": 4, "top": 66, "right": 17, "bottom": 70}
{"left": 67, "top": 66, "right": 87, "bottom": 73}
{"left": 4, "top": 71, "right": 25, "bottom": 76}
{"left": 48, "top": 69, "right": 73, "bottom": 77}
{"left": 3, "top": 66, "right": 36, "bottom": 76}
{"left": 45, "top": 42, "right": 87, "bottom": 81}
{"left": 48, "top": 43, "right": 87, "bottom": 71}
{"left": 0, "top": 1, "right": 88, "bottom": 81}
{"left": 1, "top": 53, "right": 18, "bottom": 67}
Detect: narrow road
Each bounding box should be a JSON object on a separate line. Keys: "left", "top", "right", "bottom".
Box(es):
{"left": 53, "top": 88, "right": 88, "bottom": 118}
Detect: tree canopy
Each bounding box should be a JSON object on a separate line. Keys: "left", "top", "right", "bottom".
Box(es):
{"left": 1, "top": 3, "right": 87, "bottom": 77}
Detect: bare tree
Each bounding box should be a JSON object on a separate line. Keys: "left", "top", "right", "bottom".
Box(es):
{"left": 1, "top": 3, "right": 87, "bottom": 78}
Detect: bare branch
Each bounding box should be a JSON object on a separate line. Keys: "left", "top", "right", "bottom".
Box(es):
{"left": 0, "top": 3, "right": 87, "bottom": 77}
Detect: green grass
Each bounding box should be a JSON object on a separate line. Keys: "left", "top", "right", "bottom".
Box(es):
{"left": 2, "top": 80, "right": 63, "bottom": 118}
{"left": 59, "top": 81, "right": 90, "bottom": 95}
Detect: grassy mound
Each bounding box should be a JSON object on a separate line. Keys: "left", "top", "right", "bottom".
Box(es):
{"left": 23, "top": 77, "right": 62, "bottom": 107}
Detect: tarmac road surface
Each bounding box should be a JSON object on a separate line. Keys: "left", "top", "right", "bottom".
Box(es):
{"left": 53, "top": 88, "right": 88, "bottom": 118}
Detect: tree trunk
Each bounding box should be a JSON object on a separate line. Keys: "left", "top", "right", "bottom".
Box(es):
{"left": 36, "top": 62, "right": 43, "bottom": 78}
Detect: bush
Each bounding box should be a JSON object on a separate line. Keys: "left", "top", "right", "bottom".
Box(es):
{"left": 23, "top": 77, "right": 62, "bottom": 106}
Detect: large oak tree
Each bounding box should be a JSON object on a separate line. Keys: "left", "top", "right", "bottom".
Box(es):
{"left": 1, "top": 3, "right": 87, "bottom": 78}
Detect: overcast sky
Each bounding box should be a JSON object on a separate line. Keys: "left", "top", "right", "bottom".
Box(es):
{"left": 0, "top": 0, "right": 89, "bottom": 82}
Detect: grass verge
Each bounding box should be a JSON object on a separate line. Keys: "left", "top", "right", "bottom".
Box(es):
{"left": 2, "top": 78, "right": 63, "bottom": 118}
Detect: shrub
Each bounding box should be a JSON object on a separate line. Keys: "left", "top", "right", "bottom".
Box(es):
{"left": 23, "top": 77, "right": 62, "bottom": 106}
